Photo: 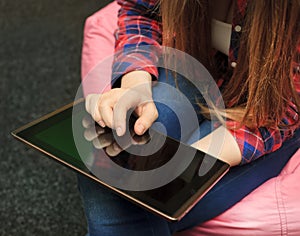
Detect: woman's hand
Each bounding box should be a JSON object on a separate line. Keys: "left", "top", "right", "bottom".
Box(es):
{"left": 85, "top": 70, "right": 158, "bottom": 136}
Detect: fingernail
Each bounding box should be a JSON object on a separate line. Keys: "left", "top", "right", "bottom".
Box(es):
{"left": 136, "top": 124, "right": 145, "bottom": 134}
{"left": 116, "top": 127, "right": 122, "bottom": 136}
{"left": 98, "top": 120, "right": 105, "bottom": 128}
{"left": 113, "top": 143, "right": 120, "bottom": 151}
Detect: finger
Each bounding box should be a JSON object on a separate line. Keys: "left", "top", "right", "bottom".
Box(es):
{"left": 113, "top": 91, "right": 139, "bottom": 136}
{"left": 95, "top": 125, "right": 106, "bottom": 135}
{"left": 84, "top": 127, "right": 98, "bottom": 141}
{"left": 83, "top": 125, "right": 106, "bottom": 141}
{"left": 85, "top": 94, "right": 104, "bottom": 126}
{"left": 105, "top": 142, "right": 123, "bottom": 156}
{"left": 134, "top": 105, "right": 143, "bottom": 117}
{"left": 132, "top": 132, "right": 151, "bottom": 145}
{"left": 134, "top": 102, "right": 158, "bottom": 135}
{"left": 92, "top": 133, "right": 114, "bottom": 149}
{"left": 98, "top": 103, "right": 114, "bottom": 129}
{"left": 82, "top": 115, "right": 94, "bottom": 128}
{"left": 98, "top": 89, "right": 124, "bottom": 128}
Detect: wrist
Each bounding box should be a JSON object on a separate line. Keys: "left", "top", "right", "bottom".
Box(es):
{"left": 121, "top": 70, "right": 152, "bottom": 89}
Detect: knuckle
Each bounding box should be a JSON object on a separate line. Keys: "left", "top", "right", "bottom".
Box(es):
{"left": 98, "top": 103, "right": 107, "bottom": 111}
{"left": 149, "top": 103, "right": 159, "bottom": 120}
{"left": 153, "top": 108, "right": 159, "bottom": 119}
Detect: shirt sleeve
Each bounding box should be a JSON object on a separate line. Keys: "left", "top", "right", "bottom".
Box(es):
{"left": 112, "top": 0, "right": 162, "bottom": 83}
{"left": 228, "top": 53, "right": 300, "bottom": 165}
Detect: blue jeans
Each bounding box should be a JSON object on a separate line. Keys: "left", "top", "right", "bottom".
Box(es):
{"left": 78, "top": 69, "right": 300, "bottom": 235}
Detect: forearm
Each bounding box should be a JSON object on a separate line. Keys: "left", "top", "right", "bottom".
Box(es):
{"left": 191, "top": 117, "right": 297, "bottom": 167}
{"left": 191, "top": 126, "right": 242, "bottom": 167}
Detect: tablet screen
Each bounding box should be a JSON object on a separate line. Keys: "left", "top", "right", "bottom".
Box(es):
{"left": 12, "top": 100, "right": 229, "bottom": 221}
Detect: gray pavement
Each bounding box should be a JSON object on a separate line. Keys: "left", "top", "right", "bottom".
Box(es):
{"left": 1, "top": 1, "right": 113, "bottom": 235}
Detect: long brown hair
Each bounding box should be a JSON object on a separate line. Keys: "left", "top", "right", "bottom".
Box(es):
{"left": 160, "top": 0, "right": 300, "bottom": 129}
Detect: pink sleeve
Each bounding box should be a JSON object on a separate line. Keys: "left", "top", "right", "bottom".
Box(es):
{"left": 81, "top": 2, "right": 120, "bottom": 96}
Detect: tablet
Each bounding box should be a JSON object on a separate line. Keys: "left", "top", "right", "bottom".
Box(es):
{"left": 11, "top": 99, "right": 230, "bottom": 221}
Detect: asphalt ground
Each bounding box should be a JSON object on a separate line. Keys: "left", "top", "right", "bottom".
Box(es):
{"left": 1, "top": 1, "right": 113, "bottom": 235}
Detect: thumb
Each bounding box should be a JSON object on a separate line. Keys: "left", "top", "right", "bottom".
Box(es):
{"left": 134, "top": 102, "right": 158, "bottom": 135}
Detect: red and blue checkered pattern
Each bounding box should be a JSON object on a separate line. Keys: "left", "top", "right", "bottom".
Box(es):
{"left": 113, "top": 0, "right": 300, "bottom": 164}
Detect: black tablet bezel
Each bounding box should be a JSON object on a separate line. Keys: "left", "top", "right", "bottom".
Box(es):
{"left": 11, "top": 99, "right": 230, "bottom": 221}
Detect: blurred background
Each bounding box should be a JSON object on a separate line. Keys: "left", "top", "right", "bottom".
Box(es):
{"left": 1, "top": 0, "right": 112, "bottom": 235}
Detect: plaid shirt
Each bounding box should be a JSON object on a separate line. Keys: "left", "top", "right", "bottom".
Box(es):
{"left": 113, "top": 0, "right": 300, "bottom": 164}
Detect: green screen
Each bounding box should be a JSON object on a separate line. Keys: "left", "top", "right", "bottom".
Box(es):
{"left": 35, "top": 116, "right": 80, "bottom": 159}
{"left": 17, "top": 104, "right": 92, "bottom": 170}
